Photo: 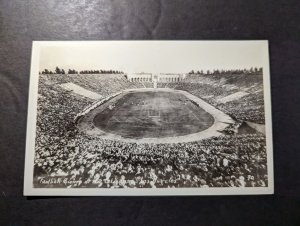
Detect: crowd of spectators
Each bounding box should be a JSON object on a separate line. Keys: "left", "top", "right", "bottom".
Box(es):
{"left": 42, "top": 74, "right": 143, "bottom": 96}
{"left": 34, "top": 74, "right": 268, "bottom": 189}
{"left": 157, "top": 73, "right": 265, "bottom": 124}
{"left": 142, "top": 82, "right": 154, "bottom": 88}
{"left": 35, "top": 76, "right": 93, "bottom": 138}
{"left": 34, "top": 131, "right": 267, "bottom": 188}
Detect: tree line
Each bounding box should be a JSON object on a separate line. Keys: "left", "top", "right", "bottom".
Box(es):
{"left": 40, "top": 67, "right": 124, "bottom": 75}
{"left": 188, "top": 67, "right": 263, "bottom": 76}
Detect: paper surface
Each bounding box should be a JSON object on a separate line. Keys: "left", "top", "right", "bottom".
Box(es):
{"left": 24, "top": 41, "right": 273, "bottom": 196}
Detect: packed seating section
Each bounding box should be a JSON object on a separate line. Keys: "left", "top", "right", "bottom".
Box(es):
{"left": 34, "top": 74, "right": 267, "bottom": 188}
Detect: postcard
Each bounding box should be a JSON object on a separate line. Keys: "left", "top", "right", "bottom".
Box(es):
{"left": 24, "top": 41, "right": 273, "bottom": 195}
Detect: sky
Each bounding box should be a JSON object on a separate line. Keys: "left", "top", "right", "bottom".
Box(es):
{"left": 38, "top": 41, "right": 267, "bottom": 74}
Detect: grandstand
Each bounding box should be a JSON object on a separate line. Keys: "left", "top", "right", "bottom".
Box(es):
{"left": 41, "top": 73, "right": 144, "bottom": 97}
{"left": 156, "top": 72, "right": 265, "bottom": 124}
{"left": 33, "top": 70, "right": 267, "bottom": 189}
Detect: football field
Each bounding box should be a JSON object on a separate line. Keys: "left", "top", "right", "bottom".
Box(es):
{"left": 93, "top": 90, "right": 214, "bottom": 139}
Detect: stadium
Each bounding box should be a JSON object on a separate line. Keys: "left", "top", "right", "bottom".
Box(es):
{"left": 34, "top": 69, "right": 268, "bottom": 189}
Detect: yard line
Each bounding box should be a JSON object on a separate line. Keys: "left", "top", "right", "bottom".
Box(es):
{"left": 189, "top": 108, "right": 201, "bottom": 121}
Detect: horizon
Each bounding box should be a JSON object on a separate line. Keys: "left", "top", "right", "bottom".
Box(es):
{"left": 39, "top": 66, "right": 263, "bottom": 74}
{"left": 38, "top": 41, "right": 267, "bottom": 74}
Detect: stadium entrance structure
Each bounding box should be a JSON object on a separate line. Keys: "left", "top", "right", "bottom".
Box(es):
{"left": 127, "top": 73, "right": 185, "bottom": 83}
{"left": 75, "top": 88, "right": 235, "bottom": 144}
{"left": 128, "top": 73, "right": 153, "bottom": 82}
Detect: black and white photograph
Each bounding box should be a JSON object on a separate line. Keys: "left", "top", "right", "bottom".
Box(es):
{"left": 24, "top": 41, "right": 273, "bottom": 195}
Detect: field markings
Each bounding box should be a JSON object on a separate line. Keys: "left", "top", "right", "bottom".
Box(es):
{"left": 189, "top": 108, "right": 202, "bottom": 121}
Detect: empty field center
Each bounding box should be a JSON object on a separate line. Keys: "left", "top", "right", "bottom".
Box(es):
{"left": 77, "top": 88, "right": 234, "bottom": 143}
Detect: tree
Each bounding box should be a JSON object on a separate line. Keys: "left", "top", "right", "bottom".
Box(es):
{"left": 55, "top": 67, "right": 61, "bottom": 74}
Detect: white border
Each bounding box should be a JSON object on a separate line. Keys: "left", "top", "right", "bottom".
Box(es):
{"left": 24, "top": 41, "right": 274, "bottom": 196}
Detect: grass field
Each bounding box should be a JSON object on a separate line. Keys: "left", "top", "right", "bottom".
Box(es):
{"left": 92, "top": 90, "right": 214, "bottom": 139}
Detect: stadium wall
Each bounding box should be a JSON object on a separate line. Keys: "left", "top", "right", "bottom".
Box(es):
{"left": 74, "top": 91, "right": 122, "bottom": 124}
